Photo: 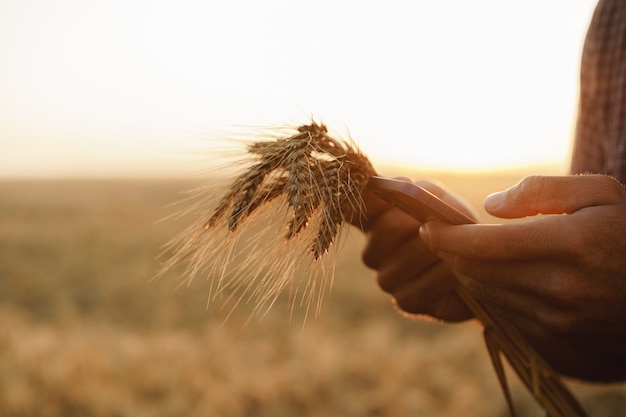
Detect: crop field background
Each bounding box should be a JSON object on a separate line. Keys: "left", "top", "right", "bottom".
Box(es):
{"left": 1, "top": 171, "right": 624, "bottom": 417}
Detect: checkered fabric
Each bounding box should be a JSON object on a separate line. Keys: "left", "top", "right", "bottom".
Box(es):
{"left": 571, "top": 0, "right": 626, "bottom": 184}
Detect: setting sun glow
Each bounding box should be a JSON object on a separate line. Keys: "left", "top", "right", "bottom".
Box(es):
{"left": 0, "top": 0, "right": 598, "bottom": 178}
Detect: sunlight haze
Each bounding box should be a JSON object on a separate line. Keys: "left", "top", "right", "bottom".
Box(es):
{"left": 0, "top": 0, "right": 598, "bottom": 178}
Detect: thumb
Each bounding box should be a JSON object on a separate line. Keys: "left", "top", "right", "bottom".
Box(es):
{"left": 484, "top": 174, "right": 626, "bottom": 219}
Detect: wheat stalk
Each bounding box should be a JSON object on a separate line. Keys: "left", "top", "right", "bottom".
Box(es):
{"left": 158, "top": 120, "right": 588, "bottom": 417}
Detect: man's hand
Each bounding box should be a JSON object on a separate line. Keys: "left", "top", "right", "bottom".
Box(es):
{"left": 419, "top": 175, "right": 626, "bottom": 382}
{"left": 350, "top": 179, "right": 476, "bottom": 322}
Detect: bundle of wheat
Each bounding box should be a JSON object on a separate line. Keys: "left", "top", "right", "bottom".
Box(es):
{"left": 159, "top": 121, "right": 588, "bottom": 417}
{"left": 158, "top": 122, "right": 374, "bottom": 319}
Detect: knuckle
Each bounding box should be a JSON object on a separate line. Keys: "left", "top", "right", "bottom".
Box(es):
{"left": 516, "top": 175, "right": 545, "bottom": 206}
{"left": 423, "top": 228, "right": 441, "bottom": 250}
{"left": 571, "top": 235, "right": 601, "bottom": 267}
{"left": 598, "top": 174, "right": 626, "bottom": 198}
{"left": 544, "top": 271, "right": 577, "bottom": 306}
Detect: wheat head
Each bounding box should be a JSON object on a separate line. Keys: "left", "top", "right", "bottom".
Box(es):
{"left": 158, "top": 121, "right": 375, "bottom": 318}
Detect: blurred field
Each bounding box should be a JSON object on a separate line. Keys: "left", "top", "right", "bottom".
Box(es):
{"left": 0, "top": 172, "right": 624, "bottom": 417}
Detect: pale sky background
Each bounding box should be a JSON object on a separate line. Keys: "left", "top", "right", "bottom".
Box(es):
{"left": 0, "top": 0, "right": 599, "bottom": 178}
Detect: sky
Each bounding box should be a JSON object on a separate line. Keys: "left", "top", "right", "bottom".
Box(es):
{"left": 0, "top": 0, "right": 599, "bottom": 178}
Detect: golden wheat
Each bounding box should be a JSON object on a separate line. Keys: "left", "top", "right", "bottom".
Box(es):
{"left": 158, "top": 121, "right": 374, "bottom": 318}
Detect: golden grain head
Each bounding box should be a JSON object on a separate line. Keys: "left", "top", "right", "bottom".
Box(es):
{"left": 159, "top": 121, "right": 376, "bottom": 318}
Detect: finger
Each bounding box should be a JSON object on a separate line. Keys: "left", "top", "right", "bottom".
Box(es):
{"left": 443, "top": 256, "right": 584, "bottom": 330}
{"left": 385, "top": 260, "right": 473, "bottom": 322}
{"left": 499, "top": 311, "right": 618, "bottom": 381}
{"left": 495, "top": 307, "right": 626, "bottom": 380}
{"left": 440, "top": 254, "right": 561, "bottom": 300}
{"left": 448, "top": 253, "right": 626, "bottom": 332}
{"left": 361, "top": 206, "right": 422, "bottom": 268}
{"left": 374, "top": 234, "right": 440, "bottom": 292}
{"left": 484, "top": 174, "right": 626, "bottom": 219}
{"left": 485, "top": 298, "right": 626, "bottom": 380}
{"left": 419, "top": 216, "right": 580, "bottom": 261}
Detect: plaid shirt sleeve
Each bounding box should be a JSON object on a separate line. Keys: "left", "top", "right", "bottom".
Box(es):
{"left": 571, "top": 0, "right": 626, "bottom": 184}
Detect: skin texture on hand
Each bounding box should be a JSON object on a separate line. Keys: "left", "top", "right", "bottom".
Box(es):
{"left": 355, "top": 174, "right": 626, "bottom": 382}
{"left": 418, "top": 175, "right": 626, "bottom": 382}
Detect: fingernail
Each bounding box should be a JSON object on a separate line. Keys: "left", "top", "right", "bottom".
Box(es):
{"left": 418, "top": 223, "right": 429, "bottom": 241}
{"left": 484, "top": 191, "right": 505, "bottom": 211}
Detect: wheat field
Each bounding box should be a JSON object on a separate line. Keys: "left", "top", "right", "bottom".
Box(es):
{"left": 0, "top": 174, "right": 624, "bottom": 417}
